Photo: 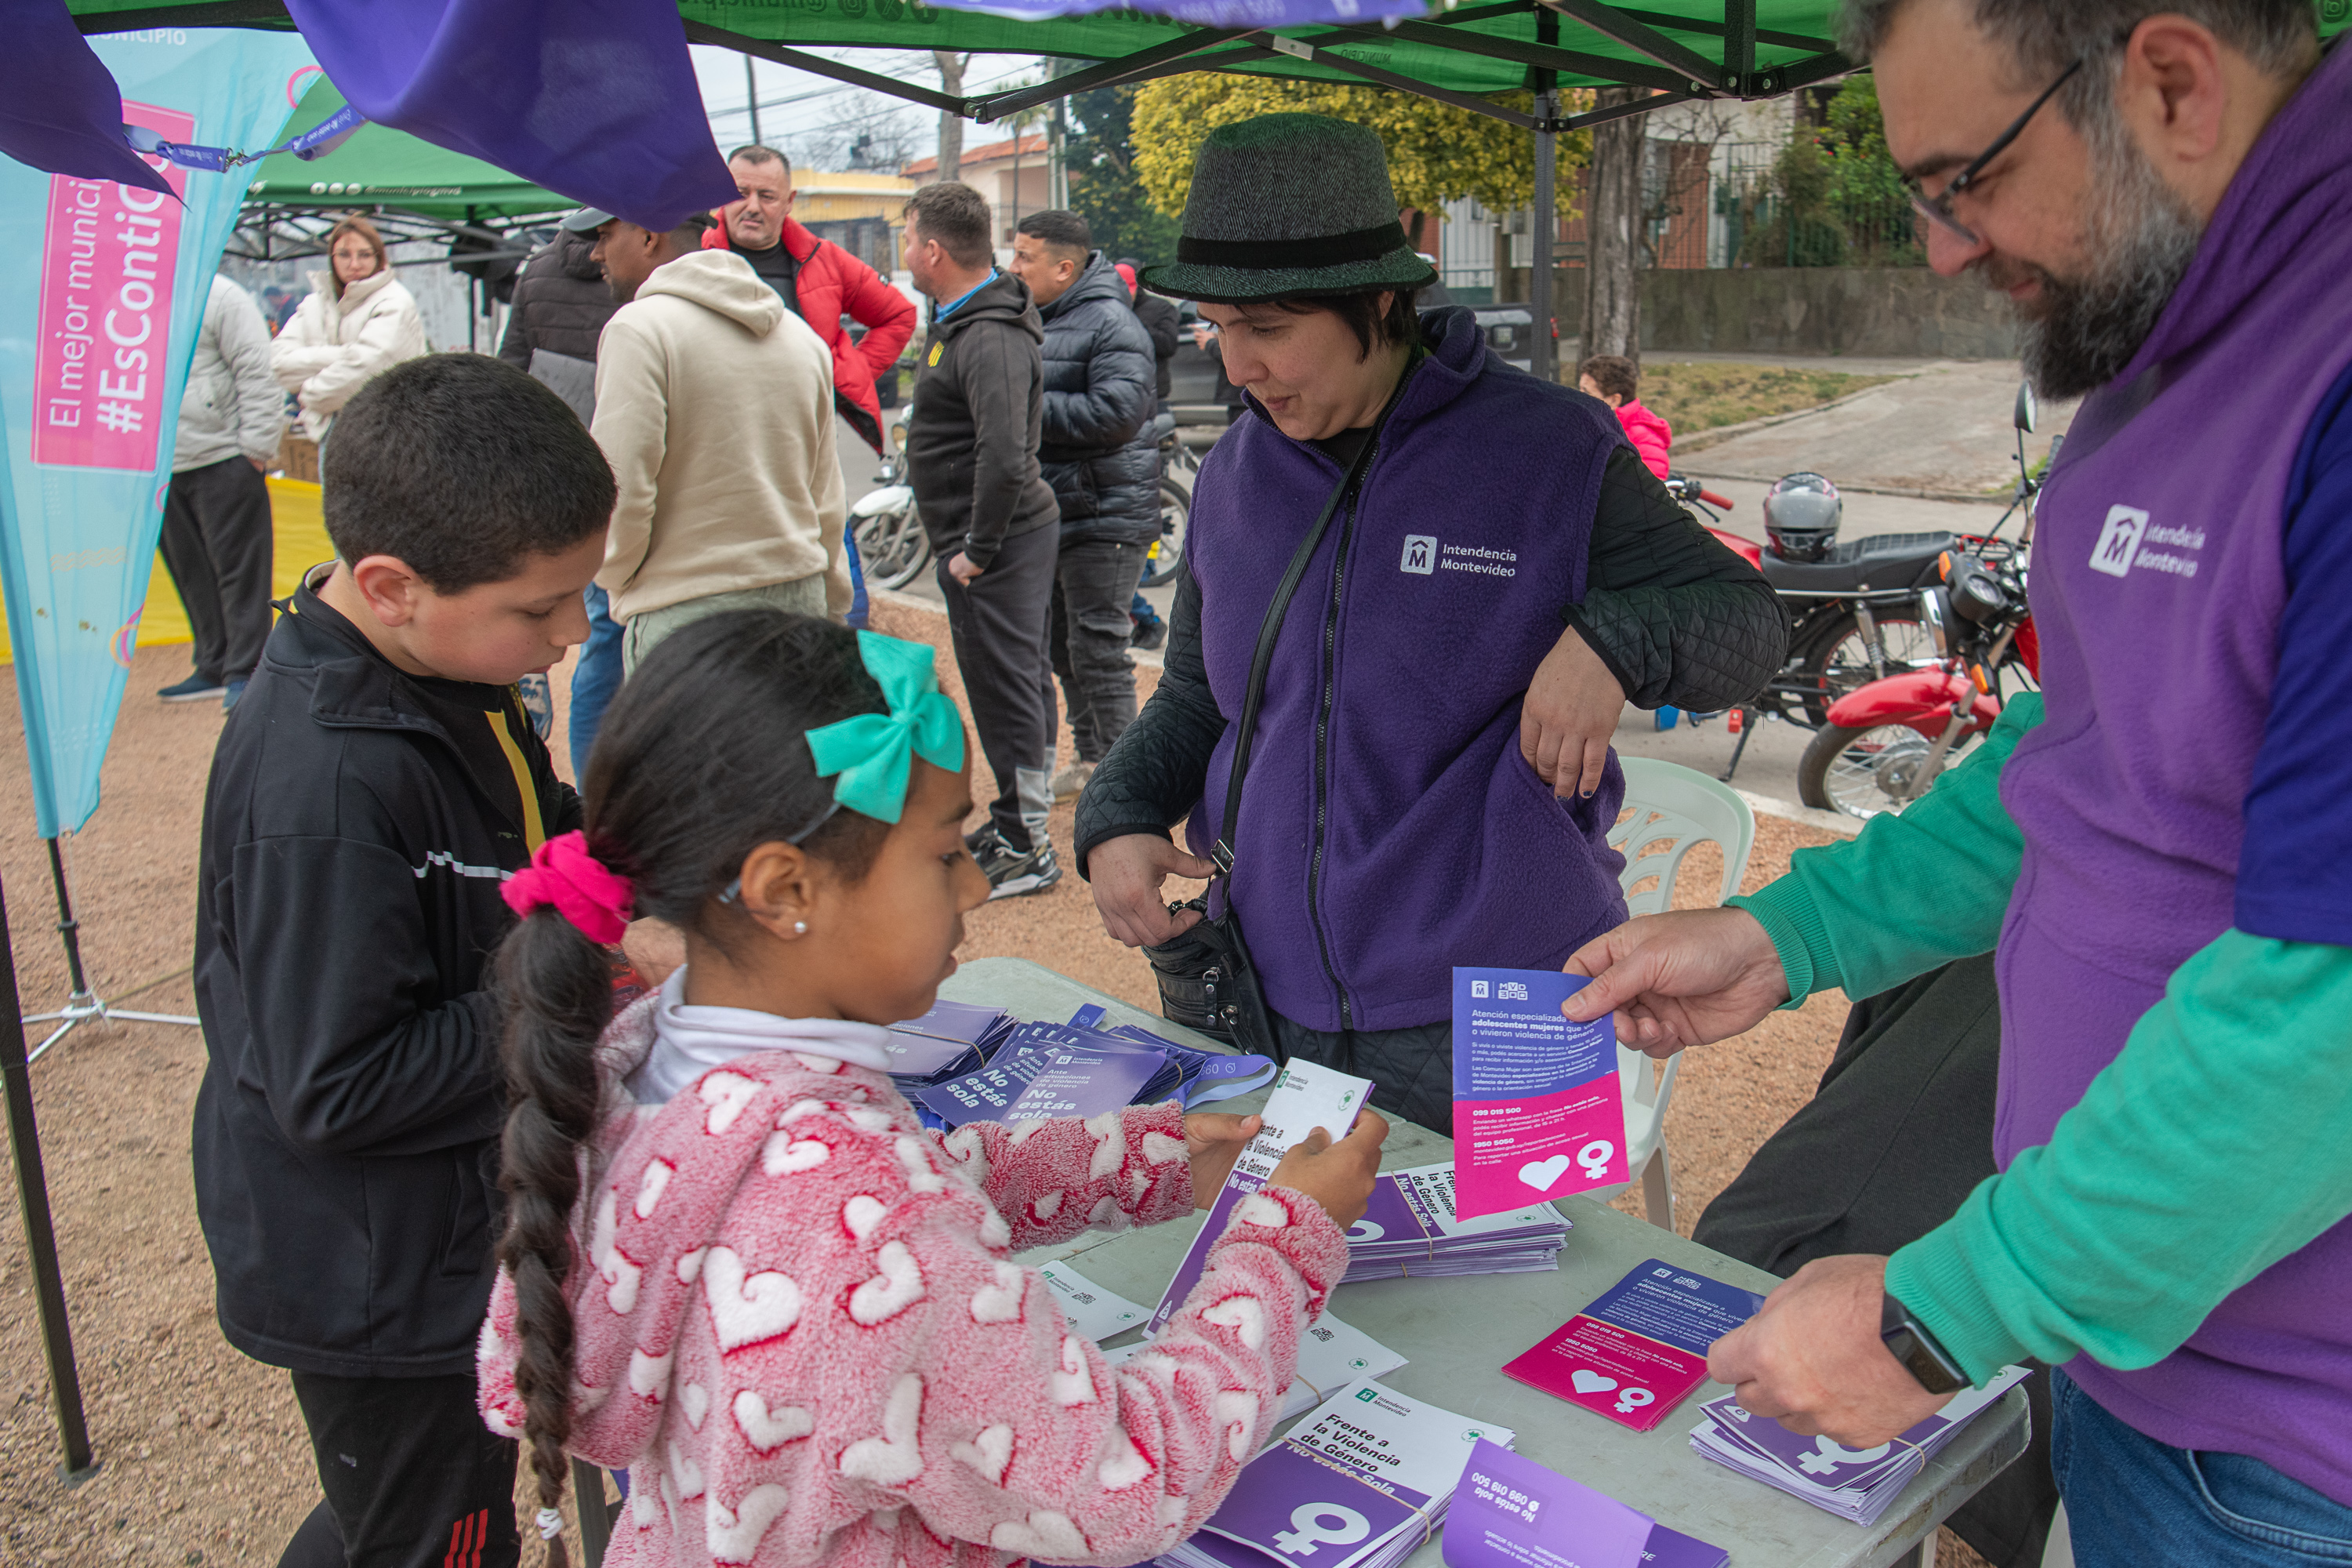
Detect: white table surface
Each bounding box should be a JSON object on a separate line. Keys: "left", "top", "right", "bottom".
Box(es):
{"left": 940, "top": 957, "right": 2028, "bottom": 1568}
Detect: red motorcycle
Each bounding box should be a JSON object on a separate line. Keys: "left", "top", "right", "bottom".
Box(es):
{"left": 1795, "top": 387, "right": 2051, "bottom": 818}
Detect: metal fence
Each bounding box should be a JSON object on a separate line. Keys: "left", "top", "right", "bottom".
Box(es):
{"left": 1715, "top": 141, "right": 1924, "bottom": 268}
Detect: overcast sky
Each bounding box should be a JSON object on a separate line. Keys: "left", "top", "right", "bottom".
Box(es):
{"left": 685, "top": 45, "right": 1050, "bottom": 172}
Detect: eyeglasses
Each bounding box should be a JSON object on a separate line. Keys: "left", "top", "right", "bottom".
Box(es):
{"left": 1908, "top": 56, "right": 2084, "bottom": 247}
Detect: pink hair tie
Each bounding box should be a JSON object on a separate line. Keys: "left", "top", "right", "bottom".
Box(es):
{"left": 503, "top": 831, "right": 634, "bottom": 944}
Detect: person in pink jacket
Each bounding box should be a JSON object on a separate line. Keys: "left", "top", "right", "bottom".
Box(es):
{"left": 477, "top": 611, "right": 1387, "bottom": 1568}
{"left": 1577, "top": 355, "right": 1672, "bottom": 480}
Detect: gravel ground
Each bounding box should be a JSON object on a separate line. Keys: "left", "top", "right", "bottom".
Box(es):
{"left": 0, "top": 603, "right": 1987, "bottom": 1568}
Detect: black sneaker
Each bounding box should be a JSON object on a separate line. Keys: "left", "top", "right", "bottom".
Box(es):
{"left": 1131, "top": 616, "right": 1167, "bottom": 652}
{"left": 158, "top": 673, "right": 227, "bottom": 702}
{"left": 971, "top": 829, "right": 1062, "bottom": 900}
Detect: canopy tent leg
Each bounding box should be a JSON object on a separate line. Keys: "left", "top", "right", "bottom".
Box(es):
{"left": 21, "top": 837, "right": 199, "bottom": 1064}
{"left": 1526, "top": 9, "right": 1559, "bottom": 383}
{"left": 1530, "top": 111, "right": 1555, "bottom": 381}
{"left": 0, "top": 868, "right": 100, "bottom": 1486}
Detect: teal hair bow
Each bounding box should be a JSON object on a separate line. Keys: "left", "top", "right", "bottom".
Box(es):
{"left": 804, "top": 631, "right": 966, "bottom": 824}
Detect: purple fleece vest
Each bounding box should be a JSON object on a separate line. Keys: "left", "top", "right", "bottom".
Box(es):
{"left": 1184, "top": 309, "right": 1627, "bottom": 1033}
{"left": 1998, "top": 44, "right": 2352, "bottom": 1501}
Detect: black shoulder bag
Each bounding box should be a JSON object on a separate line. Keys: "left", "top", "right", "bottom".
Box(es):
{"left": 1142, "top": 389, "right": 1403, "bottom": 1059}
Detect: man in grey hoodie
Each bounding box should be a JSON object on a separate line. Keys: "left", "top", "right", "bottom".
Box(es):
{"left": 901, "top": 181, "right": 1062, "bottom": 898}
{"left": 158, "top": 274, "right": 285, "bottom": 711}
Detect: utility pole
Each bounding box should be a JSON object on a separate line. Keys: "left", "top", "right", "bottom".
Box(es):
{"left": 1047, "top": 60, "right": 1070, "bottom": 209}
{"left": 1050, "top": 97, "right": 1069, "bottom": 209}
{"left": 745, "top": 57, "right": 760, "bottom": 147}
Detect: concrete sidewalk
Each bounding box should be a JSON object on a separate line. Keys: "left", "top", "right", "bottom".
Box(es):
{"left": 1672, "top": 357, "right": 2074, "bottom": 497}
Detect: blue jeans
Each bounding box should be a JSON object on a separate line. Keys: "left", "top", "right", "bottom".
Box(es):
{"left": 847, "top": 529, "right": 870, "bottom": 630}
{"left": 569, "top": 583, "right": 625, "bottom": 779}
{"left": 2052, "top": 1368, "right": 2352, "bottom": 1565}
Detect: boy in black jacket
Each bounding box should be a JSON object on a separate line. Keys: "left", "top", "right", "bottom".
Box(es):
{"left": 192, "top": 354, "right": 613, "bottom": 1568}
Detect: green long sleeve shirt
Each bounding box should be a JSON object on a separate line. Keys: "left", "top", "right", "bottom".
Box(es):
{"left": 1728, "top": 695, "right": 2352, "bottom": 1383}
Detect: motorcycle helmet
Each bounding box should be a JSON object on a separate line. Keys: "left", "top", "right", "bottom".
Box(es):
{"left": 1763, "top": 472, "right": 1842, "bottom": 561}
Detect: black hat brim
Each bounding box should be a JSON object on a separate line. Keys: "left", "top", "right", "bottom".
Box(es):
{"left": 1140, "top": 247, "right": 1439, "bottom": 304}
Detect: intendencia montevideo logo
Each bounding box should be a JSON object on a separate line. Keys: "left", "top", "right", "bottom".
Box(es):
{"left": 2090, "top": 503, "right": 2205, "bottom": 580}
{"left": 1398, "top": 535, "right": 1517, "bottom": 579}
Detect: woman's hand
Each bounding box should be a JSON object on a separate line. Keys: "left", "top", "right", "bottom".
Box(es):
{"left": 1266, "top": 1111, "right": 1390, "bottom": 1229}
{"left": 1183, "top": 1112, "right": 1262, "bottom": 1208}
{"left": 1088, "top": 834, "right": 1216, "bottom": 947}
{"left": 1519, "top": 626, "right": 1628, "bottom": 800}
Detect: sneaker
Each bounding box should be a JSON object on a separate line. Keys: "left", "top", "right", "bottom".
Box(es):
{"left": 1051, "top": 761, "right": 1095, "bottom": 800}
{"left": 158, "top": 674, "right": 227, "bottom": 703}
{"left": 222, "top": 679, "right": 249, "bottom": 712}
{"left": 971, "top": 829, "right": 1062, "bottom": 900}
{"left": 1131, "top": 616, "right": 1167, "bottom": 652}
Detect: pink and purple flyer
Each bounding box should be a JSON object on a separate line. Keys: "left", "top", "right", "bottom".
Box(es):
{"left": 1502, "top": 1261, "right": 1765, "bottom": 1433}
{"left": 1451, "top": 967, "right": 1625, "bottom": 1221}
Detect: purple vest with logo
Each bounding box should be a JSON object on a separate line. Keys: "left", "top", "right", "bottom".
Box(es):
{"left": 1998, "top": 44, "right": 2352, "bottom": 1499}
{"left": 1185, "top": 310, "right": 1627, "bottom": 1033}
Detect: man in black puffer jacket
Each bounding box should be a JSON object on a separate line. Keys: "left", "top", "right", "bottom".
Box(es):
{"left": 495, "top": 228, "right": 615, "bottom": 370}
{"left": 1009, "top": 211, "right": 1158, "bottom": 800}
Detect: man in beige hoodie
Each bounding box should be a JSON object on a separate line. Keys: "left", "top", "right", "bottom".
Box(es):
{"left": 571, "top": 207, "right": 848, "bottom": 672}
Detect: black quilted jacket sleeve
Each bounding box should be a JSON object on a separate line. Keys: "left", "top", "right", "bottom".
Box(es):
{"left": 1074, "top": 448, "right": 1786, "bottom": 879}
{"left": 1075, "top": 557, "right": 1222, "bottom": 878}
{"left": 1567, "top": 447, "right": 1788, "bottom": 711}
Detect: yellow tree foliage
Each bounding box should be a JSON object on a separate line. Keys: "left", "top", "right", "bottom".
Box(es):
{"left": 1133, "top": 75, "right": 1591, "bottom": 227}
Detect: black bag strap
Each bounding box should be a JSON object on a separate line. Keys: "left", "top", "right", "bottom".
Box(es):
{"left": 1211, "top": 374, "right": 1411, "bottom": 875}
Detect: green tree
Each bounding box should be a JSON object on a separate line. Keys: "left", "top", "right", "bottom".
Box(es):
{"left": 1065, "top": 86, "right": 1184, "bottom": 267}
{"left": 1737, "top": 133, "right": 1843, "bottom": 267}
{"left": 1817, "top": 75, "right": 1920, "bottom": 264}
{"left": 1131, "top": 75, "right": 1587, "bottom": 230}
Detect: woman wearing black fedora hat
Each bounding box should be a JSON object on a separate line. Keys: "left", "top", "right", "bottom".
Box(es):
{"left": 1073, "top": 114, "right": 1784, "bottom": 1134}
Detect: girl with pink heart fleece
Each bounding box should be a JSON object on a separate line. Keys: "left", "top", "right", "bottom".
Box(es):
{"left": 477, "top": 613, "right": 1387, "bottom": 1568}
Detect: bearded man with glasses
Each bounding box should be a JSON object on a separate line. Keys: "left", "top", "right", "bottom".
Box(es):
{"left": 1561, "top": 5, "right": 2352, "bottom": 1564}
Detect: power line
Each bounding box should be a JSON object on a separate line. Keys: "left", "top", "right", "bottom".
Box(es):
{"left": 702, "top": 52, "right": 1045, "bottom": 129}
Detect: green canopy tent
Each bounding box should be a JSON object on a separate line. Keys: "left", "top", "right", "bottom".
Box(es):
{"left": 60, "top": 0, "right": 2352, "bottom": 373}
{"left": 234, "top": 77, "right": 588, "bottom": 346}
{"left": 72, "top": 0, "right": 1886, "bottom": 379}
{"left": 242, "top": 77, "right": 574, "bottom": 224}
{"left": 233, "top": 75, "right": 575, "bottom": 330}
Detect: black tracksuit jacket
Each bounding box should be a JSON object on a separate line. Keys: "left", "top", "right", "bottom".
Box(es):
{"left": 191, "top": 578, "right": 579, "bottom": 1377}
{"left": 905, "top": 270, "right": 1059, "bottom": 568}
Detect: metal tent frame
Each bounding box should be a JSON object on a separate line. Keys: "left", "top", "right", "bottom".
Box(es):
{"left": 20, "top": 0, "right": 1848, "bottom": 1499}
{"left": 74, "top": 0, "right": 1857, "bottom": 376}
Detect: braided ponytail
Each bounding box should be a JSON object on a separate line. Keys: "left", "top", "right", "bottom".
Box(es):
{"left": 490, "top": 608, "right": 896, "bottom": 1560}
{"left": 494, "top": 902, "right": 615, "bottom": 1568}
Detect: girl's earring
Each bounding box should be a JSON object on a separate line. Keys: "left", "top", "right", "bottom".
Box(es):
{"left": 793, "top": 920, "right": 808, "bottom": 935}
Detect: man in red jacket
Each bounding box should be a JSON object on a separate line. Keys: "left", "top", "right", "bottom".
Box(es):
{"left": 709, "top": 144, "right": 918, "bottom": 455}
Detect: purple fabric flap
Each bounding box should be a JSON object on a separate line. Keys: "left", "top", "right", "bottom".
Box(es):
{"left": 281, "top": 0, "right": 734, "bottom": 229}
{"left": 0, "top": 0, "right": 173, "bottom": 193}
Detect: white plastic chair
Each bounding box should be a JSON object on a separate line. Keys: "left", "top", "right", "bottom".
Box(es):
{"left": 1595, "top": 757, "right": 1756, "bottom": 1231}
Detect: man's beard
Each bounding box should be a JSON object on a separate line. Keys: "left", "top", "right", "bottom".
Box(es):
{"left": 1990, "top": 132, "right": 2205, "bottom": 401}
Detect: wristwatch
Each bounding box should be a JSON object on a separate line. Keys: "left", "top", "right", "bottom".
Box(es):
{"left": 1880, "top": 1293, "right": 1968, "bottom": 1396}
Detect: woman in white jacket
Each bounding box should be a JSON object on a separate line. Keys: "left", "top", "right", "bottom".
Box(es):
{"left": 270, "top": 216, "right": 429, "bottom": 443}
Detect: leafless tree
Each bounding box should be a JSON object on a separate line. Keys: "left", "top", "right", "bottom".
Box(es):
{"left": 1637, "top": 99, "right": 1746, "bottom": 270}
{"left": 796, "top": 103, "right": 920, "bottom": 173}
